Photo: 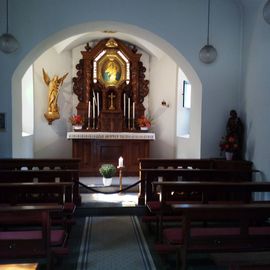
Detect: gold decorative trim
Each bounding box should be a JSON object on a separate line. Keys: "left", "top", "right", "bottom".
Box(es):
{"left": 106, "top": 38, "right": 118, "bottom": 48}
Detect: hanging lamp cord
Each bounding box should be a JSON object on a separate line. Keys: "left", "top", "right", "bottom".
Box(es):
{"left": 207, "top": 0, "right": 211, "bottom": 45}
{"left": 6, "top": 0, "right": 9, "bottom": 33}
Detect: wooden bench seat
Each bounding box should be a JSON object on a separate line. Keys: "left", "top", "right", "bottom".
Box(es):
{"left": 144, "top": 181, "right": 270, "bottom": 241}
{"left": 0, "top": 205, "right": 67, "bottom": 270}
{"left": 0, "top": 182, "right": 76, "bottom": 233}
{"left": 159, "top": 203, "right": 270, "bottom": 270}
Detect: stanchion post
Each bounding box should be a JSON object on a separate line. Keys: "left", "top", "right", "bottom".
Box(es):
{"left": 117, "top": 166, "right": 124, "bottom": 192}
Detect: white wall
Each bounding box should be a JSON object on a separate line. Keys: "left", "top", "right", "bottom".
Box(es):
{"left": 240, "top": 0, "right": 270, "bottom": 187}
{"left": 2, "top": 0, "right": 244, "bottom": 164}
{"left": 149, "top": 56, "right": 177, "bottom": 158}
{"left": 33, "top": 48, "right": 73, "bottom": 158}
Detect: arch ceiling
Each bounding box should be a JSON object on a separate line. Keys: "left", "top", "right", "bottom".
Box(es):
{"left": 53, "top": 31, "right": 165, "bottom": 60}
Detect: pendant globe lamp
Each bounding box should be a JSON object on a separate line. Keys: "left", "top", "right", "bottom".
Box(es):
{"left": 0, "top": 0, "right": 19, "bottom": 54}
{"left": 263, "top": 0, "right": 270, "bottom": 24}
{"left": 199, "top": 0, "right": 217, "bottom": 64}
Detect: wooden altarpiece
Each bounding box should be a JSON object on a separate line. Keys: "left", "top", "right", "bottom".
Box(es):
{"left": 71, "top": 38, "right": 153, "bottom": 176}
{"left": 73, "top": 38, "right": 149, "bottom": 131}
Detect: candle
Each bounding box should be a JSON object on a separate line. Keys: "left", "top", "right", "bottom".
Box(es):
{"left": 132, "top": 102, "right": 135, "bottom": 119}
{"left": 97, "top": 92, "right": 100, "bottom": 116}
{"left": 123, "top": 93, "right": 126, "bottom": 117}
{"left": 88, "top": 101, "right": 91, "bottom": 118}
{"left": 128, "top": 98, "right": 130, "bottom": 119}
{"left": 93, "top": 96, "right": 95, "bottom": 118}
{"left": 118, "top": 156, "right": 124, "bottom": 167}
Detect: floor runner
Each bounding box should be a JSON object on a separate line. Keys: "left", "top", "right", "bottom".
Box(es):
{"left": 76, "top": 216, "right": 156, "bottom": 270}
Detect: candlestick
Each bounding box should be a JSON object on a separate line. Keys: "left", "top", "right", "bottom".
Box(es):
{"left": 118, "top": 156, "right": 124, "bottom": 167}
{"left": 119, "top": 167, "right": 123, "bottom": 191}
{"left": 88, "top": 101, "right": 91, "bottom": 118}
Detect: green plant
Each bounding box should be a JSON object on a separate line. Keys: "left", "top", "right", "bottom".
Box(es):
{"left": 99, "top": 164, "right": 116, "bottom": 178}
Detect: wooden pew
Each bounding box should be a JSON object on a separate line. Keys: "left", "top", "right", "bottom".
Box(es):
{"left": 0, "top": 182, "right": 75, "bottom": 233}
{"left": 0, "top": 169, "right": 80, "bottom": 205}
{"left": 0, "top": 205, "right": 67, "bottom": 270}
{"left": 0, "top": 158, "right": 81, "bottom": 205}
{"left": 152, "top": 181, "right": 270, "bottom": 204}
{"left": 138, "top": 158, "right": 253, "bottom": 205}
{"left": 147, "top": 181, "right": 270, "bottom": 241}
{"left": 161, "top": 203, "right": 270, "bottom": 270}
{"left": 0, "top": 182, "right": 73, "bottom": 205}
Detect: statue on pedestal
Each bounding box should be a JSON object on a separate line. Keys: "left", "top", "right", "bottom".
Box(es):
{"left": 42, "top": 68, "right": 68, "bottom": 125}
{"left": 226, "top": 110, "right": 244, "bottom": 160}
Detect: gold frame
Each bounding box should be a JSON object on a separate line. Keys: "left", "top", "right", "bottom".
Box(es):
{"left": 97, "top": 49, "right": 126, "bottom": 87}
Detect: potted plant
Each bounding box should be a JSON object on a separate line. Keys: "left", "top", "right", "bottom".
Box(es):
{"left": 69, "top": 114, "right": 84, "bottom": 130}
{"left": 99, "top": 164, "right": 116, "bottom": 186}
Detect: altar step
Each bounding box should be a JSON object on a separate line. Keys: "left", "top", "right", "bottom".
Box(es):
{"left": 75, "top": 205, "right": 146, "bottom": 217}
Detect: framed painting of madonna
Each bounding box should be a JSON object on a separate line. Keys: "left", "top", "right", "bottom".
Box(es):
{"left": 97, "top": 49, "right": 126, "bottom": 88}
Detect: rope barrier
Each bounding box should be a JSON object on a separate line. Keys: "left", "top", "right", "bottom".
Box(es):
{"left": 78, "top": 179, "right": 141, "bottom": 194}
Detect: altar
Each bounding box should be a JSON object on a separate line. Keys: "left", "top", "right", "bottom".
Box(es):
{"left": 69, "top": 38, "right": 153, "bottom": 176}
{"left": 67, "top": 132, "right": 155, "bottom": 176}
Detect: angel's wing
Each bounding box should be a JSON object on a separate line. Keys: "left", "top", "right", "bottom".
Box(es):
{"left": 59, "top": 73, "right": 68, "bottom": 86}
{"left": 42, "top": 68, "right": 50, "bottom": 86}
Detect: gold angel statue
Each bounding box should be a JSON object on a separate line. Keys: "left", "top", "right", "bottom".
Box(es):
{"left": 42, "top": 68, "right": 68, "bottom": 124}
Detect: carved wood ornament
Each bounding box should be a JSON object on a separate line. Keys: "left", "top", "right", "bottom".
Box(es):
{"left": 72, "top": 38, "right": 149, "bottom": 132}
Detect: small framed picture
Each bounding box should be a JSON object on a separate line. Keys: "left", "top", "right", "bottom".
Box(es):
{"left": 183, "top": 80, "right": 191, "bottom": 109}
{"left": 0, "top": 113, "right": 6, "bottom": 131}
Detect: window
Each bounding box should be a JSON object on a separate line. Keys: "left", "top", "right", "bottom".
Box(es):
{"left": 183, "top": 80, "right": 191, "bottom": 109}
{"left": 22, "top": 65, "right": 34, "bottom": 136}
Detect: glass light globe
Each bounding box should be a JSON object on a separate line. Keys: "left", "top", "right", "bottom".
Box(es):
{"left": 263, "top": 0, "right": 270, "bottom": 24}
{"left": 0, "top": 33, "right": 19, "bottom": 54}
{"left": 199, "top": 44, "right": 217, "bottom": 64}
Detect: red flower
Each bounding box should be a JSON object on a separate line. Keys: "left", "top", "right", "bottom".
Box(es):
{"left": 137, "top": 115, "right": 151, "bottom": 128}
{"left": 69, "top": 114, "right": 84, "bottom": 125}
{"left": 219, "top": 135, "right": 239, "bottom": 153}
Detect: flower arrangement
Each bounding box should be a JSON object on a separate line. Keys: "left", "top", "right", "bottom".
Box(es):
{"left": 137, "top": 115, "right": 152, "bottom": 128}
{"left": 69, "top": 114, "right": 84, "bottom": 125}
{"left": 219, "top": 135, "right": 239, "bottom": 153}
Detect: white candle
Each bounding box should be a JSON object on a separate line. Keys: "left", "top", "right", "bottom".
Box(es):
{"left": 123, "top": 93, "right": 126, "bottom": 117}
{"left": 93, "top": 96, "right": 95, "bottom": 118}
{"left": 128, "top": 98, "right": 130, "bottom": 119}
{"left": 132, "top": 102, "right": 135, "bottom": 119}
{"left": 88, "top": 101, "right": 91, "bottom": 118}
{"left": 118, "top": 156, "right": 124, "bottom": 167}
{"left": 97, "top": 92, "right": 100, "bottom": 116}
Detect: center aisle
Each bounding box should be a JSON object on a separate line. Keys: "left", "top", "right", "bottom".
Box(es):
{"left": 76, "top": 216, "right": 156, "bottom": 270}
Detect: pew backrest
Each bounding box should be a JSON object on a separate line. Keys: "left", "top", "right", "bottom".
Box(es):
{"left": 0, "top": 158, "right": 81, "bottom": 205}
{"left": 138, "top": 158, "right": 253, "bottom": 205}
{"left": 153, "top": 181, "right": 270, "bottom": 204}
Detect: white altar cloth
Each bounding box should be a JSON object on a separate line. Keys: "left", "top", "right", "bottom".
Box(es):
{"left": 67, "top": 132, "right": 155, "bottom": 140}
